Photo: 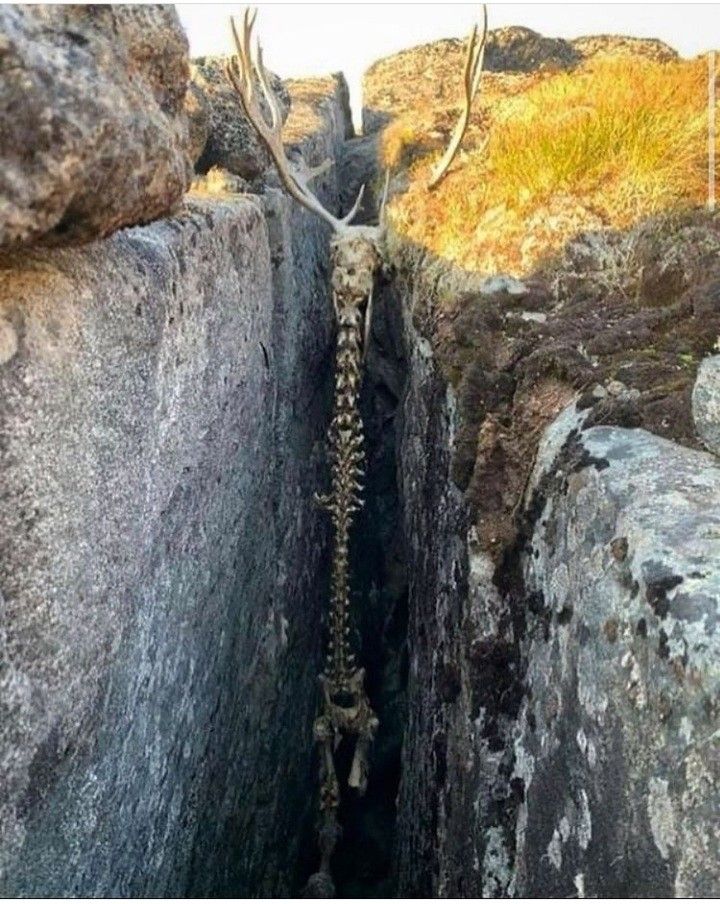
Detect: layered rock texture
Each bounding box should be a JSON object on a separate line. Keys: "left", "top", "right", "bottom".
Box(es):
{"left": 0, "top": 51, "right": 349, "bottom": 896}
{"left": 0, "top": 5, "right": 193, "bottom": 248}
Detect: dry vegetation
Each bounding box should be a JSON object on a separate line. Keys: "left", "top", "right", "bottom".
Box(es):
{"left": 384, "top": 54, "right": 716, "bottom": 274}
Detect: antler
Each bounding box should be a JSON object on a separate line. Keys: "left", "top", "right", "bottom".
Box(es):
{"left": 225, "top": 9, "right": 364, "bottom": 233}
{"left": 428, "top": 5, "right": 489, "bottom": 189}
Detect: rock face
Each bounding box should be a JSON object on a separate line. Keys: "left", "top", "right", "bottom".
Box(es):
{"left": 572, "top": 34, "right": 678, "bottom": 62}
{"left": 392, "top": 284, "right": 720, "bottom": 896}
{"left": 0, "top": 77, "right": 349, "bottom": 897}
{"left": 487, "top": 26, "right": 579, "bottom": 71}
{"left": 0, "top": 5, "right": 193, "bottom": 249}
{"left": 184, "top": 82, "right": 212, "bottom": 165}
{"left": 389, "top": 240, "right": 720, "bottom": 895}
{"left": 693, "top": 354, "right": 720, "bottom": 456}
{"left": 515, "top": 409, "right": 720, "bottom": 897}
{"left": 192, "top": 57, "right": 291, "bottom": 180}
{"left": 392, "top": 264, "right": 521, "bottom": 898}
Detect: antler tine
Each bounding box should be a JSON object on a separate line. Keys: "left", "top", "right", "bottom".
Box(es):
{"left": 428, "top": 3, "right": 489, "bottom": 190}
{"left": 470, "top": 6, "right": 489, "bottom": 98}
{"left": 463, "top": 23, "right": 480, "bottom": 98}
{"left": 225, "top": 7, "right": 365, "bottom": 234}
{"left": 255, "top": 45, "right": 283, "bottom": 132}
{"left": 339, "top": 185, "right": 366, "bottom": 225}
{"left": 228, "top": 13, "right": 251, "bottom": 101}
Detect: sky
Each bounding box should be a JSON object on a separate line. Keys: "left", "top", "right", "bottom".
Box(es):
{"left": 177, "top": 3, "right": 720, "bottom": 126}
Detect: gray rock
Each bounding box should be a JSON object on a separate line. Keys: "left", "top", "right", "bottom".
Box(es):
{"left": 514, "top": 409, "right": 720, "bottom": 897}
{"left": 480, "top": 274, "right": 529, "bottom": 296}
{"left": 388, "top": 236, "right": 720, "bottom": 898}
{"left": 0, "top": 5, "right": 193, "bottom": 249}
{"left": 0, "top": 73, "right": 350, "bottom": 897}
{"left": 392, "top": 265, "right": 518, "bottom": 898}
{"left": 192, "top": 56, "right": 290, "bottom": 180}
{"left": 338, "top": 134, "right": 380, "bottom": 225}
{"left": 692, "top": 354, "right": 720, "bottom": 456}
{"left": 185, "top": 82, "right": 212, "bottom": 165}
{"left": 572, "top": 34, "right": 678, "bottom": 63}
{"left": 485, "top": 26, "right": 580, "bottom": 72}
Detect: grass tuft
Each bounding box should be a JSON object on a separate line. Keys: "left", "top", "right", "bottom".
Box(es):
{"left": 388, "top": 55, "right": 715, "bottom": 273}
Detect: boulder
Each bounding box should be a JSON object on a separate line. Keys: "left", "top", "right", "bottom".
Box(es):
{"left": 185, "top": 82, "right": 212, "bottom": 165}
{"left": 692, "top": 354, "right": 720, "bottom": 456}
{"left": 514, "top": 408, "right": 720, "bottom": 897}
{"left": 0, "top": 5, "right": 193, "bottom": 249}
{"left": 485, "top": 26, "right": 580, "bottom": 72}
{"left": 192, "top": 56, "right": 290, "bottom": 180}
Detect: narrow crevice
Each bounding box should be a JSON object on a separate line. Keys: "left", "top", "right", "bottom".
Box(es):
{"left": 334, "top": 269, "right": 409, "bottom": 898}
{"left": 293, "top": 267, "right": 410, "bottom": 898}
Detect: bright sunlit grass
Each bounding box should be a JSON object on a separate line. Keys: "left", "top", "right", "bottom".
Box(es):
{"left": 387, "top": 55, "right": 714, "bottom": 274}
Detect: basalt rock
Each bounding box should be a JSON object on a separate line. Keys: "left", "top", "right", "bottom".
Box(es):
{"left": 0, "top": 5, "right": 193, "bottom": 249}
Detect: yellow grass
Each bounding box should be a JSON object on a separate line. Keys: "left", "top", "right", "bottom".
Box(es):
{"left": 387, "top": 55, "right": 714, "bottom": 274}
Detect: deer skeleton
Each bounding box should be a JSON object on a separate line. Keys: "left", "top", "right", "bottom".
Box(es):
{"left": 226, "top": 8, "right": 487, "bottom": 894}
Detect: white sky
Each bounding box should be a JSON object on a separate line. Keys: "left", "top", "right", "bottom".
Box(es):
{"left": 177, "top": 3, "right": 720, "bottom": 125}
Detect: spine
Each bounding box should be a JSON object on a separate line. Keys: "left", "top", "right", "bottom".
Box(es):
{"left": 324, "top": 305, "right": 365, "bottom": 683}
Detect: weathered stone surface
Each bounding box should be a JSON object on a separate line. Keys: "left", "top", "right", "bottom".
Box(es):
{"left": 692, "top": 354, "right": 720, "bottom": 456}
{"left": 572, "top": 33, "right": 678, "bottom": 62}
{"left": 514, "top": 409, "right": 720, "bottom": 897}
{"left": 0, "top": 75, "right": 350, "bottom": 897}
{"left": 486, "top": 26, "right": 579, "bottom": 71}
{"left": 0, "top": 5, "right": 193, "bottom": 249}
{"left": 391, "top": 264, "right": 519, "bottom": 898}
{"left": 389, "top": 211, "right": 720, "bottom": 897}
{"left": 193, "top": 56, "right": 290, "bottom": 180}
{"left": 185, "top": 82, "right": 212, "bottom": 165}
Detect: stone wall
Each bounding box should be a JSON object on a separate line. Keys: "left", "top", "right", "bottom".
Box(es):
{"left": 391, "top": 259, "right": 520, "bottom": 898}
{"left": 0, "top": 70, "right": 349, "bottom": 897}
{"left": 389, "top": 241, "right": 720, "bottom": 898}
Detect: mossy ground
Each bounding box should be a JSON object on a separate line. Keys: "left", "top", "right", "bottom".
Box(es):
{"left": 392, "top": 206, "right": 720, "bottom": 560}
{"left": 370, "top": 32, "right": 720, "bottom": 559}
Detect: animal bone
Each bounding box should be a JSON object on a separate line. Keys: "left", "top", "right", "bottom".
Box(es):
{"left": 227, "top": 13, "right": 383, "bottom": 888}
{"left": 428, "top": 4, "right": 489, "bottom": 189}
{"left": 226, "top": 10, "right": 366, "bottom": 233}
{"left": 226, "top": 8, "right": 484, "bottom": 891}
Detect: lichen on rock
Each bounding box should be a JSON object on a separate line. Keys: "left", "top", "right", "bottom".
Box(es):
{"left": 191, "top": 56, "right": 291, "bottom": 181}
{"left": 0, "top": 5, "right": 193, "bottom": 249}
{"left": 692, "top": 354, "right": 720, "bottom": 457}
